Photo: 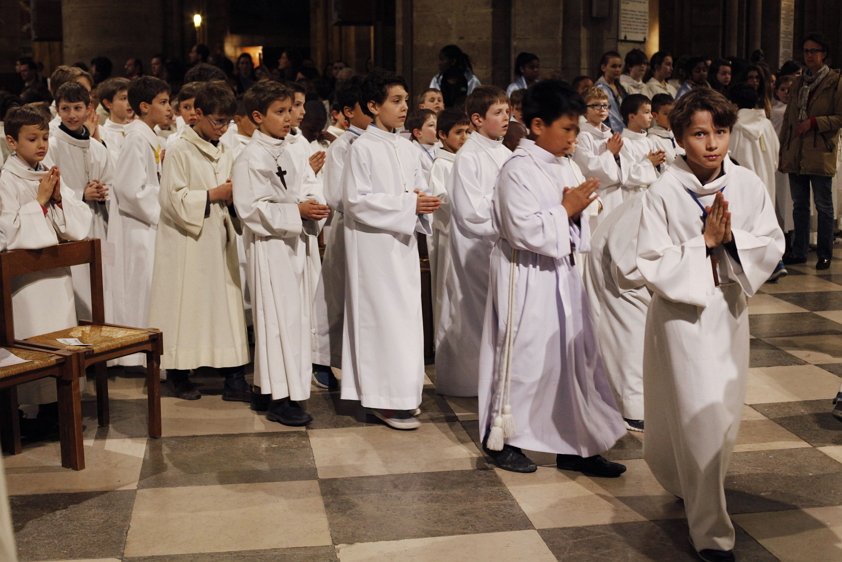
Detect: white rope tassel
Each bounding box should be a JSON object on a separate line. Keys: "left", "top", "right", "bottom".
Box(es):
{"left": 487, "top": 248, "right": 519, "bottom": 451}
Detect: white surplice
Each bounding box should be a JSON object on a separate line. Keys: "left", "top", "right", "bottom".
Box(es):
{"left": 341, "top": 125, "right": 431, "bottom": 410}
{"left": 428, "top": 149, "right": 456, "bottom": 338}
{"left": 109, "top": 120, "right": 163, "bottom": 366}
{"left": 644, "top": 78, "right": 678, "bottom": 99}
{"left": 729, "top": 108, "right": 779, "bottom": 204}
{"left": 770, "top": 101, "right": 793, "bottom": 231}
{"left": 647, "top": 124, "right": 684, "bottom": 170}
{"left": 46, "top": 126, "right": 113, "bottom": 320}
{"left": 478, "top": 139, "right": 626, "bottom": 454}
{"left": 620, "top": 128, "right": 660, "bottom": 193}
{"left": 636, "top": 156, "right": 784, "bottom": 552}
{"left": 0, "top": 155, "right": 92, "bottom": 405}
{"left": 573, "top": 122, "right": 623, "bottom": 224}
{"left": 101, "top": 120, "right": 128, "bottom": 163}
{"left": 233, "top": 130, "right": 311, "bottom": 400}
{"left": 286, "top": 129, "right": 326, "bottom": 364}
{"left": 435, "top": 133, "right": 511, "bottom": 397}
{"left": 583, "top": 195, "right": 650, "bottom": 420}
{"left": 148, "top": 126, "right": 249, "bottom": 370}
{"left": 312, "top": 125, "right": 364, "bottom": 367}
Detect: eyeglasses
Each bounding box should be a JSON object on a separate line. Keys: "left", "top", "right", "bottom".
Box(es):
{"left": 207, "top": 116, "right": 230, "bottom": 128}
{"left": 587, "top": 104, "right": 610, "bottom": 110}
{"left": 803, "top": 48, "right": 826, "bottom": 55}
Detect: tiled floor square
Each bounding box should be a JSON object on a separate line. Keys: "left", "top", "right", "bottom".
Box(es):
{"left": 319, "top": 470, "right": 532, "bottom": 544}
{"left": 5, "top": 437, "right": 147, "bottom": 495}
{"left": 749, "top": 339, "right": 807, "bottom": 368}
{"left": 734, "top": 418, "right": 811, "bottom": 452}
{"left": 751, "top": 399, "right": 842, "bottom": 447}
{"left": 496, "top": 466, "right": 646, "bottom": 528}
{"left": 125, "top": 546, "right": 339, "bottom": 561}
{"left": 734, "top": 506, "right": 842, "bottom": 561}
{"left": 758, "top": 274, "right": 842, "bottom": 293}
{"left": 818, "top": 445, "right": 842, "bottom": 464}
{"left": 747, "top": 293, "right": 808, "bottom": 315}
{"left": 745, "top": 365, "right": 842, "bottom": 404}
{"left": 10, "top": 490, "right": 135, "bottom": 561}
{"left": 124, "top": 481, "right": 331, "bottom": 557}
{"left": 138, "top": 432, "right": 316, "bottom": 488}
{"left": 815, "top": 309, "right": 842, "bottom": 325}
{"left": 771, "top": 291, "right": 842, "bottom": 311}
{"left": 749, "top": 312, "right": 842, "bottom": 338}
{"left": 336, "top": 530, "right": 556, "bottom": 561}
{"left": 765, "top": 333, "right": 842, "bottom": 364}
{"left": 725, "top": 447, "right": 842, "bottom": 513}
{"left": 309, "top": 421, "right": 482, "bottom": 479}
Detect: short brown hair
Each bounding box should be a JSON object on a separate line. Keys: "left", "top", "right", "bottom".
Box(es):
{"left": 177, "top": 82, "right": 202, "bottom": 105}
{"left": 49, "top": 65, "right": 92, "bottom": 97}
{"left": 128, "top": 76, "right": 170, "bottom": 115}
{"left": 55, "top": 81, "right": 91, "bottom": 106}
{"left": 244, "top": 80, "right": 292, "bottom": 123}
{"left": 96, "top": 77, "right": 130, "bottom": 106}
{"left": 583, "top": 87, "right": 608, "bottom": 103}
{"left": 405, "top": 108, "right": 435, "bottom": 140}
{"left": 465, "top": 85, "right": 508, "bottom": 122}
{"left": 194, "top": 81, "right": 236, "bottom": 116}
{"left": 4, "top": 104, "right": 50, "bottom": 140}
{"left": 669, "top": 88, "right": 737, "bottom": 139}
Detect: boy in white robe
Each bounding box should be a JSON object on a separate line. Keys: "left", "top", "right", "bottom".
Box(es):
{"left": 478, "top": 80, "right": 626, "bottom": 476}
{"left": 406, "top": 109, "right": 438, "bottom": 180}
{"left": 1, "top": 105, "right": 92, "bottom": 435}
{"left": 47, "top": 81, "right": 114, "bottom": 322}
{"left": 572, "top": 87, "right": 623, "bottom": 225}
{"left": 436, "top": 86, "right": 511, "bottom": 398}
{"left": 647, "top": 93, "right": 684, "bottom": 168}
{"left": 232, "top": 81, "right": 316, "bottom": 425}
{"left": 341, "top": 70, "right": 440, "bottom": 430}
{"left": 428, "top": 109, "right": 470, "bottom": 335}
{"left": 165, "top": 82, "right": 199, "bottom": 150}
{"left": 619, "top": 94, "right": 665, "bottom": 197}
{"left": 284, "top": 82, "right": 332, "bottom": 388}
{"left": 312, "top": 78, "right": 371, "bottom": 379}
{"left": 109, "top": 76, "right": 172, "bottom": 367}
{"left": 583, "top": 196, "right": 650, "bottom": 432}
{"left": 148, "top": 81, "right": 250, "bottom": 402}
{"left": 636, "top": 89, "right": 784, "bottom": 560}
{"left": 729, "top": 84, "right": 788, "bottom": 282}
{"left": 97, "top": 77, "right": 133, "bottom": 163}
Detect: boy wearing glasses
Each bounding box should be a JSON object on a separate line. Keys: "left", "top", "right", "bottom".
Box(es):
{"left": 148, "top": 81, "right": 251, "bottom": 401}
{"left": 573, "top": 87, "right": 623, "bottom": 225}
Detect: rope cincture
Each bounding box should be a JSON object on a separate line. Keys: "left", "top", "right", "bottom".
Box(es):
{"left": 487, "top": 247, "right": 518, "bottom": 451}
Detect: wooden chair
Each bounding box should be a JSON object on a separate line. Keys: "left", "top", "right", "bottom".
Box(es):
{"left": 0, "top": 345, "right": 84, "bottom": 469}
{"left": 0, "top": 239, "right": 162, "bottom": 439}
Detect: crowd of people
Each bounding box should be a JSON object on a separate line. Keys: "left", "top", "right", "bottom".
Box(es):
{"left": 1, "top": 35, "right": 841, "bottom": 562}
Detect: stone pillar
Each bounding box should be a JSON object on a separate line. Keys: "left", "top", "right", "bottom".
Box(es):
{"left": 61, "top": 0, "right": 164, "bottom": 73}
{"left": 511, "top": 0, "right": 563, "bottom": 80}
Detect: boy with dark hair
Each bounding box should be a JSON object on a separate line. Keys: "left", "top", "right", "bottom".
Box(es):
{"left": 619, "top": 93, "right": 664, "bottom": 196}
{"left": 647, "top": 93, "right": 682, "bottom": 168}
{"left": 436, "top": 85, "right": 510, "bottom": 397}
{"left": 148, "top": 80, "right": 250, "bottom": 401}
{"left": 429, "top": 108, "right": 470, "bottom": 332}
{"left": 233, "top": 81, "right": 315, "bottom": 425}
{"left": 221, "top": 96, "right": 256, "bottom": 161}
{"left": 312, "top": 77, "right": 371, "bottom": 384}
{"left": 166, "top": 82, "right": 201, "bottom": 148}
{"left": 478, "top": 80, "right": 626, "bottom": 475}
{"left": 341, "top": 70, "right": 440, "bottom": 429}
{"left": 109, "top": 76, "right": 172, "bottom": 367}
{"left": 406, "top": 108, "right": 438, "bottom": 178}
{"left": 637, "top": 88, "right": 784, "bottom": 560}
{"left": 1, "top": 104, "right": 92, "bottom": 431}
{"left": 97, "top": 77, "right": 133, "bottom": 161}
{"left": 47, "top": 66, "right": 95, "bottom": 132}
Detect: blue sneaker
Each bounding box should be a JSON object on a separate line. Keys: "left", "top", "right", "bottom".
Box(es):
{"left": 768, "top": 261, "right": 788, "bottom": 283}
{"left": 312, "top": 367, "right": 338, "bottom": 389}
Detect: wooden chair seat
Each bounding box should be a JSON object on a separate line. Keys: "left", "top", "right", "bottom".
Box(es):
{"left": 24, "top": 325, "right": 158, "bottom": 357}
{"left": 0, "top": 346, "right": 84, "bottom": 470}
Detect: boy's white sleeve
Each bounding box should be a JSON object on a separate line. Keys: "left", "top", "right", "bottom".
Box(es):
{"left": 342, "top": 144, "right": 418, "bottom": 237}
{"left": 158, "top": 148, "right": 208, "bottom": 237}
{"left": 51, "top": 179, "right": 94, "bottom": 240}
{"left": 572, "top": 135, "right": 621, "bottom": 187}
{"left": 620, "top": 141, "right": 659, "bottom": 188}
{"left": 232, "top": 154, "right": 303, "bottom": 239}
{"left": 0, "top": 177, "right": 60, "bottom": 250}
{"left": 449, "top": 153, "right": 496, "bottom": 239}
{"left": 112, "top": 136, "right": 160, "bottom": 226}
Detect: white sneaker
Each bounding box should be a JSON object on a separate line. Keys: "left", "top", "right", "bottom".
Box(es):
{"left": 370, "top": 409, "right": 421, "bottom": 430}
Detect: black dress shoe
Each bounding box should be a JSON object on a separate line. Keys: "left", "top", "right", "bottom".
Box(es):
{"left": 556, "top": 454, "right": 626, "bottom": 477}
{"left": 697, "top": 548, "right": 735, "bottom": 562}
{"left": 168, "top": 371, "right": 201, "bottom": 400}
{"left": 222, "top": 373, "right": 252, "bottom": 403}
{"left": 816, "top": 258, "right": 831, "bottom": 270}
{"left": 483, "top": 444, "right": 538, "bottom": 473}
{"left": 782, "top": 254, "right": 806, "bottom": 265}
{"left": 250, "top": 388, "right": 271, "bottom": 412}
{"left": 266, "top": 398, "right": 313, "bottom": 426}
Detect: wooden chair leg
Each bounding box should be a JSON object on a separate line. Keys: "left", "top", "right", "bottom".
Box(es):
{"left": 93, "top": 362, "right": 109, "bottom": 427}
{"left": 56, "top": 367, "right": 84, "bottom": 470}
{"left": 0, "top": 387, "right": 21, "bottom": 455}
{"left": 145, "top": 351, "right": 162, "bottom": 438}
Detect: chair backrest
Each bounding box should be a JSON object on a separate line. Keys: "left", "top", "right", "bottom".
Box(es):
{"left": 0, "top": 239, "right": 104, "bottom": 346}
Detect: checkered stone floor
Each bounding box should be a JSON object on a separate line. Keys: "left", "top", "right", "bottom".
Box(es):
{"left": 6, "top": 254, "right": 842, "bottom": 561}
